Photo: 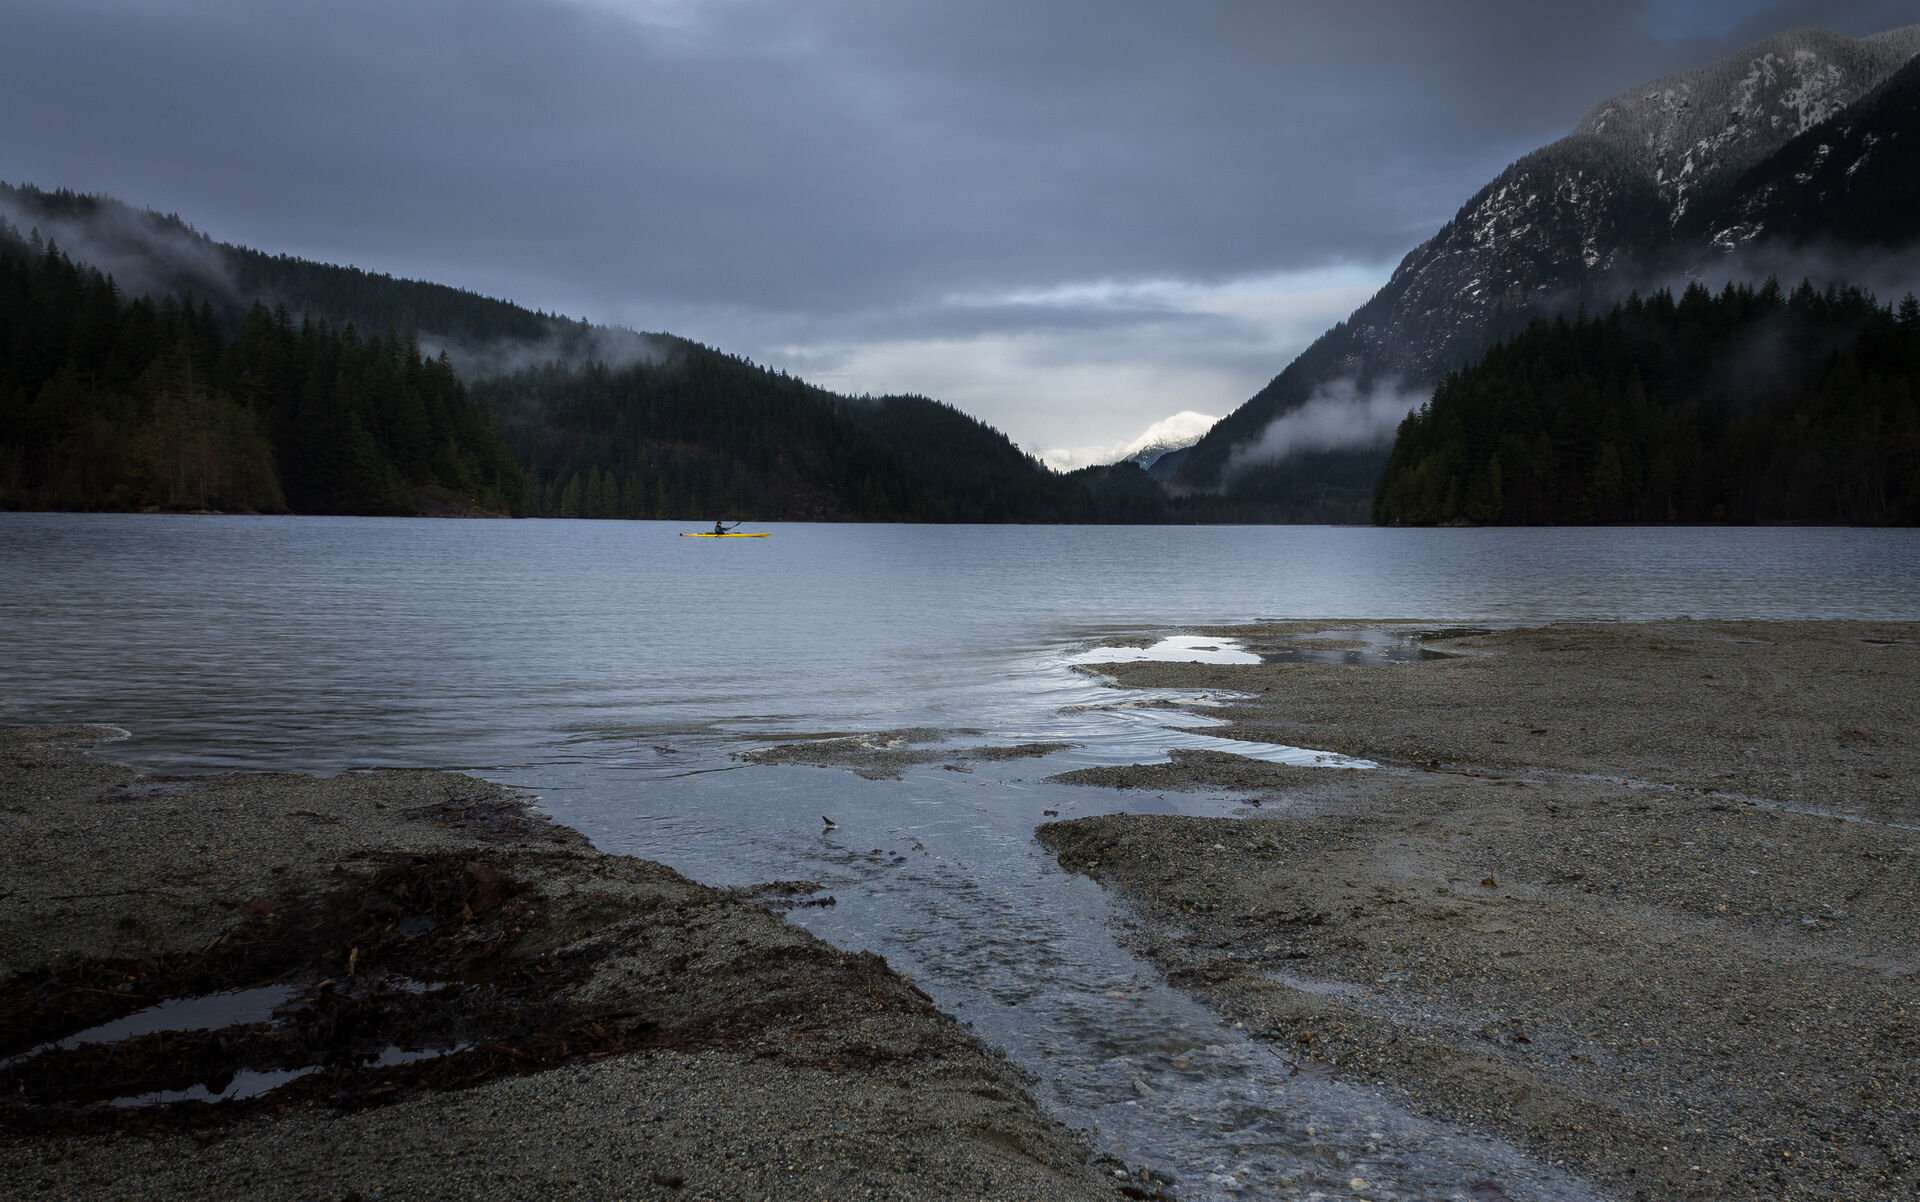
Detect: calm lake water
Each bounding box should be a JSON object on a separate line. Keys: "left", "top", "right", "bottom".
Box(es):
{"left": 5, "top": 515, "right": 1914, "bottom": 773}
{"left": 5, "top": 514, "right": 1917, "bottom": 1200}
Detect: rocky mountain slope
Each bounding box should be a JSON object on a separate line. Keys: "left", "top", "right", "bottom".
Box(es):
{"left": 1177, "top": 25, "right": 1920, "bottom": 510}
{"left": 1682, "top": 50, "right": 1920, "bottom": 259}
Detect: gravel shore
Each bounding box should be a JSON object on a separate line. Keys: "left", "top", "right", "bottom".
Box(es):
{"left": 1044, "top": 621, "right": 1919, "bottom": 1202}
{"left": 0, "top": 725, "right": 1123, "bottom": 1201}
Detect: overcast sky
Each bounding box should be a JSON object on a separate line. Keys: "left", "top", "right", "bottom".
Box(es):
{"left": 4, "top": 0, "right": 1916, "bottom": 462}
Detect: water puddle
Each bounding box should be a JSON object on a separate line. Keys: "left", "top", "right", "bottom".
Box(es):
{"left": 2, "top": 985, "right": 297, "bottom": 1068}
{"left": 1073, "top": 628, "right": 1487, "bottom": 670}
{"left": 1076, "top": 635, "right": 1264, "bottom": 666}
{"left": 112, "top": 1066, "right": 316, "bottom": 1108}
{"left": 109, "top": 1046, "right": 464, "bottom": 1108}
{"left": 1064, "top": 728, "right": 1375, "bottom": 771}
{"left": 6, "top": 973, "right": 462, "bottom": 1110}
{"left": 1240, "top": 627, "right": 1485, "bottom": 666}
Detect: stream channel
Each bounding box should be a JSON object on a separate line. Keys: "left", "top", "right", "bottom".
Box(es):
{"left": 529, "top": 630, "right": 1603, "bottom": 1202}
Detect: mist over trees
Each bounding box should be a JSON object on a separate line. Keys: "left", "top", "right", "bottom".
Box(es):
{"left": 0, "top": 183, "right": 562, "bottom": 348}
{"left": 1373, "top": 280, "right": 1920, "bottom": 526}
{"left": 0, "top": 182, "right": 1209, "bottom": 524}
{"left": 0, "top": 219, "right": 523, "bottom": 515}
{"left": 1, "top": 183, "right": 1202, "bottom": 523}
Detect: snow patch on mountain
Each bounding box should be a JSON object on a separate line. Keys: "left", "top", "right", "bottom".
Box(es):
{"left": 1572, "top": 25, "right": 1920, "bottom": 219}
{"left": 1039, "top": 410, "right": 1217, "bottom": 472}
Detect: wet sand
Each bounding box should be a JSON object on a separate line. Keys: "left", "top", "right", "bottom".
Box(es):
{"left": 1045, "top": 621, "right": 1920, "bottom": 1202}
{"left": 740, "top": 731, "right": 1075, "bottom": 780}
{"left": 0, "top": 725, "right": 1126, "bottom": 1201}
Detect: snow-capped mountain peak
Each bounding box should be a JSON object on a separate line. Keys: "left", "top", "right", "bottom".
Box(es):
{"left": 1118, "top": 411, "right": 1218, "bottom": 466}
{"left": 1038, "top": 410, "right": 1218, "bottom": 472}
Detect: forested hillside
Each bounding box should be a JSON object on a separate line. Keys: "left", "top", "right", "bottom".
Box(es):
{"left": 1177, "top": 28, "right": 1920, "bottom": 513}
{"left": 0, "top": 222, "right": 524, "bottom": 514}
{"left": 1373, "top": 281, "right": 1920, "bottom": 525}
{"left": 834, "top": 395, "right": 1096, "bottom": 522}
{"left": 486, "top": 352, "right": 946, "bottom": 521}
{"left": 1, "top": 180, "right": 1252, "bottom": 523}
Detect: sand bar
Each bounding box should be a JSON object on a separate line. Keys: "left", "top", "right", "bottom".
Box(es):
{"left": 1045, "top": 620, "right": 1919, "bottom": 1202}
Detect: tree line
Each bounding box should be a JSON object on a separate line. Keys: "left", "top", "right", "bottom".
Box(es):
{"left": 0, "top": 183, "right": 1283, "bottom": 525}
{"left": 0, "top": 221, "right": 523, "bottom": 515}
{"left": 1374, "top": 280, "right": 1920, "bottom": 525}
{"left": 489, "top": 354, "right": 946, "bottom": 522}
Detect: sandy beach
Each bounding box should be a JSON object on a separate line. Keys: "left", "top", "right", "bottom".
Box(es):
{"left": 1044, "top": 620, "right": 1920, "bottom": 1202}
{"left": 0, "top": 725, "right": 1131, "bottom": 1201}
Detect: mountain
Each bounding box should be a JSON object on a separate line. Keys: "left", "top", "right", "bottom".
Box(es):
{"left": 1064, "top": 461, "right": 1169, "bottom": 523}
{"left": 0, "top": 184, "right": 572, "bottom": 350}
{"left": 1141, "top": 445, "right": 1190, "bottom": 482}
{"left": 1036, "top": 410, "right": 1217, "bottom": 475}
{"left": 833, "top": 395, "right": 1097, "bottom": 522}
{"left": 1682, "top": 51, "right": 1920, "bottom": 258}
{"left": 1116, "top": 411, "right": 1218, "bottom": 470}
{"left": 0, "top": 182, "right": 1169, "bottom": 522}
{"left": 1176, "top": 25, "right": 1920, "bottom": 512}
{"left": 483, "top": 353, "right": 953, "bottom": 522}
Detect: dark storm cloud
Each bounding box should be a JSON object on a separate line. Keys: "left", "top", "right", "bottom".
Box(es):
{"left": 2, "top": 0, "right": 1914, "bottom": 447}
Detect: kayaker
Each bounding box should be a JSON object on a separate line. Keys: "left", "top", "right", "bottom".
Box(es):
{"left": 712, "top": 519, "right": 737, "bottom": 535}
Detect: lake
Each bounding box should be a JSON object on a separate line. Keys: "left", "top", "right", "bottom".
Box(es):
{"left": 6, "top": 516, "right": 1914, "bottom": 773}
{"left": 5, "top": 514, "right": 1917, "bottom": 1200}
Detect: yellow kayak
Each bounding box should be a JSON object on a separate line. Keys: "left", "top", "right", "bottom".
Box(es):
{"left": 681, "top": 531, "right": 771, "bottom": 538}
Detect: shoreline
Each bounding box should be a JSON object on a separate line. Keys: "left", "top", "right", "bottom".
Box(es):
{"left": 1044, "top": 619, "right": 1920, "bottom": 1201}
{"left": 7, "top": 618, "right": 1916, "bottom": 1199}
{"left": 0, "top": 725, "right": 1132, "bottom": 1201}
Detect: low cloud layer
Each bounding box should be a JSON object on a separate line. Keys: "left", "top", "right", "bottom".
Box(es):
{"left": 1222, "top": 378, "right": 1430, "bottom": 483}
{"left": 425, "top": 325, "right": 674, "bottom": 382}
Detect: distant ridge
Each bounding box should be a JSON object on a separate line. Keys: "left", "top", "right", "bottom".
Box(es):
{"left": 0, "top": 183, "right": 1196, "bottom": 522}
{"left": 1118, "top": 411, "right": 1217, "bottom": 470}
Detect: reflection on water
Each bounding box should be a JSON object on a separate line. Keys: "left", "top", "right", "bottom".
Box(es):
{"left": 109, "top": 1046, "right": 462, "bottom": 1109}
{"left": 1076, "top": 634, "right": 1265, "bottom": 665}
{"left": 1075, "top": 628, "right": 1479, "bottom": 669}
{"left": 0, "top": 986, "right": 297, "bottom": 1070}
{"left": 6, "top": 515, "right": 1919, "bottom": 1197}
